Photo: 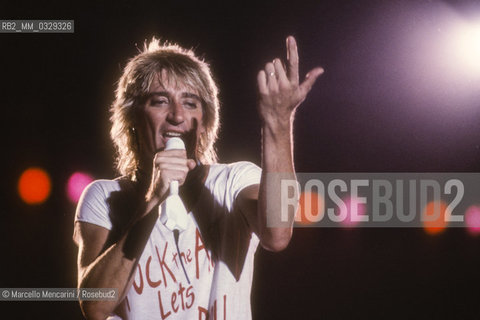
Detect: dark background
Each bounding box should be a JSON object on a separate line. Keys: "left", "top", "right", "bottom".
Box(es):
{"left": 1, "top": 0, "right": 479, "bottom": 319}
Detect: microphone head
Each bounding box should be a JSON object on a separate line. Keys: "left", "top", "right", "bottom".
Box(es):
{"left": 165, "top": 137, "right": 185, "bottom": 151}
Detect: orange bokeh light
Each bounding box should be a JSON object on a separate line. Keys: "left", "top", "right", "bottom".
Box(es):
{"left": 422, "top": 200, "right": 448, "bottom": 235}
{"left": 295, "top": 192, "right": 325, "bottom": 225}
{"left": 18, "top": 167, "right": 51, "bottom": 204}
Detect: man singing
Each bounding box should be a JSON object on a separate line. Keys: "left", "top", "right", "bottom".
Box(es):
{"left": 73, "top": 36, "right": 323, "bottom": 319}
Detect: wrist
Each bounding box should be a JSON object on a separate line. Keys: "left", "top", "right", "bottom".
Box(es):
{"left": 145, "top": 182, "right": 168, "bottom": 202}
{"left": 144, "top": 195, "right": 161, "bottom": 215}
{"left": 262, "top": 117, "right": 293, "bottom": 139}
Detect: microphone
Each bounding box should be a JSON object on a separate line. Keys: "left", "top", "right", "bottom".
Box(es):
{"left": 159, "top": 137, "right": 189, "bottom": 231}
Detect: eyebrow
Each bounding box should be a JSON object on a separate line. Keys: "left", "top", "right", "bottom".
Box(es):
{"left": 149, "top": 91, "right": 202, "bottom": 102}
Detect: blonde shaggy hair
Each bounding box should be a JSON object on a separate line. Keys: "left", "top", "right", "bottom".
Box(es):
{"left": 110, "top": 38, "right": 220, "bottom": 179}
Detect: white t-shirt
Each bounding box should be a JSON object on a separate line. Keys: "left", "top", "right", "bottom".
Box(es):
{"left": 75, "top": 161, "right": 262, "bottom": 320}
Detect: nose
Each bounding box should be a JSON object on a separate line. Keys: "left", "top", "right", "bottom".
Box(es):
{"left": 166, "top": 100, "right": 185, "bottom": 125}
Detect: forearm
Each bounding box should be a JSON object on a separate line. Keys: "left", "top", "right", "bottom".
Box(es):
{"left": 258, "top": 118, "right": 297, "bottom": 251}
{"left": 79, "top": 198, "right": 160, "bottom": 318}
{"left": 79, "top": 239, "right": 137, "bottom": 319}
{"left": 255, "top": 36, "right": 322, "bottom": 251}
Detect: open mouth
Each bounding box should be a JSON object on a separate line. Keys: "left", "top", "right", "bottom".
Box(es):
{"left": 157, "top": 132, "right": 186, "bottom": 152}
{"left": 161, "top": 130, "right": 197, "bottom": 159}
{"left": 163, "top": 131, "right": 184, "bottom": 138}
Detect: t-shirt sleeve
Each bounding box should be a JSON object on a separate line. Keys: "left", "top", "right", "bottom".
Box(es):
{"left": 227, "top": 161, "right": 262, "bottom": 245}
{"left": 74, "top": 180, "right": 115, "bottom": 230}
{"left": 228, "top": 161, "right": 262, "bottom": 201}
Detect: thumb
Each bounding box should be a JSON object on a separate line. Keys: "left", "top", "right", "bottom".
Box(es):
{"left": 299, "top": 67, "right": 324, "bottom": 95}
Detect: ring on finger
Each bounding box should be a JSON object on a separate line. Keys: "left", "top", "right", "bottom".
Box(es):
{"left": 268, "top": 71, "right": 276, "bottom": 77}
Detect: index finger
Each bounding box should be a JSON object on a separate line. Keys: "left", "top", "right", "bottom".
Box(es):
{"left": 155, "top": 149, "right": 187, "bottom": 161}
{"left": 286, "top": 36, "right": 299, "bottom": 85}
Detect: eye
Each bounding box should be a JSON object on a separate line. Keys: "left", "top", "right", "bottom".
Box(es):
{"left": 150, "top": 98, "right": 168, "bottom": 107}
{"left": 183, "top": 100, "right": 198, "bottom": 109}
